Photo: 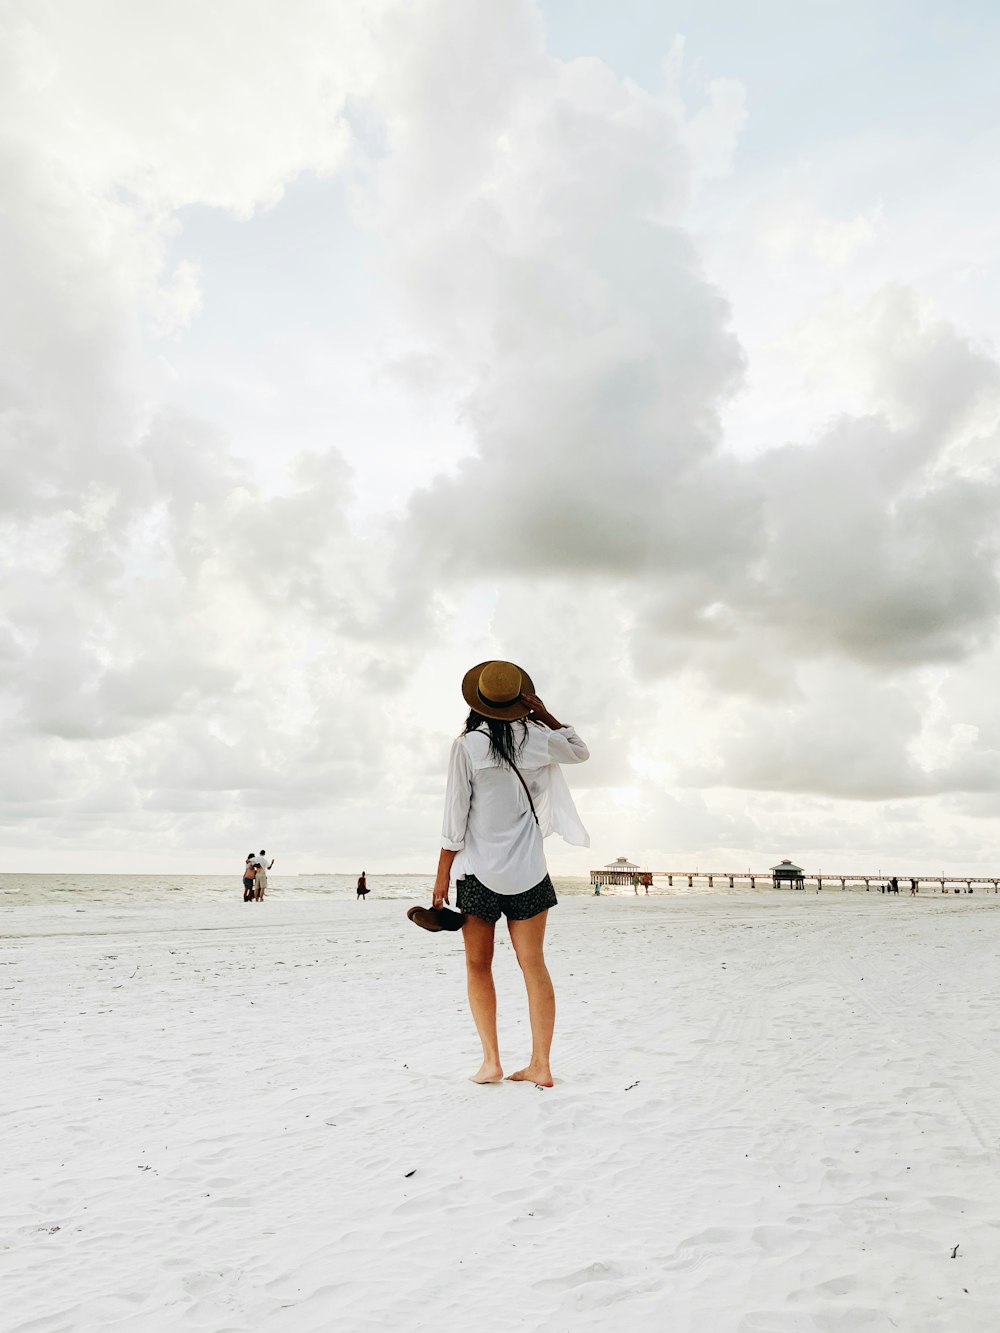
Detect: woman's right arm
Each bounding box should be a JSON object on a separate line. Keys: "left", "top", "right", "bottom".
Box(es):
{"left": 433, "top": 848, "right": 459, "bottom": 908}
{"left": 435, "top": 739, "right": 473, "bottom": 907}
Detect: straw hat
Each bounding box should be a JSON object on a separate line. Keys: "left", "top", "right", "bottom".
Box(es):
{"left": 462, "top": 659, "right": 535, "bottom": 721}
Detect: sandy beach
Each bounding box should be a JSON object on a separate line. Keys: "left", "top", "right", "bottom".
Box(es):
{"left": 5, "top": 891, "right": 1000, "bottom": 1332}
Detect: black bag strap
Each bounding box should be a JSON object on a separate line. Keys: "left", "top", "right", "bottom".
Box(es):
{"left": 510, "top": 761, "right": 540, "bottom": 826}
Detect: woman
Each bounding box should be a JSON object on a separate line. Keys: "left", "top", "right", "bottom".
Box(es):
{"left": 242, "top": 854, "right": 256, "bottom": 903}
{"left": 434, "top": 659, "right": 589, "bottom": 1087}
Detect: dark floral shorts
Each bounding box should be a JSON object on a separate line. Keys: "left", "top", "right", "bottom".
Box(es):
{"left": 457, "top": 873, "right": 557, "bottom": 924}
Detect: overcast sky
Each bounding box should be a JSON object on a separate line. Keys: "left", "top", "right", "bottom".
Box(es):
{"left": 3, "top": 0, "right": 999, "bottom": 876}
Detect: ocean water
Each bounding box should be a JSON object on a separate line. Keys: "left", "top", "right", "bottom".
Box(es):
{"left": 0, "top": 873, "right": 600, "bottom": 910}
{"left": 0, "top": 872, "right": 811, "bottom": 914}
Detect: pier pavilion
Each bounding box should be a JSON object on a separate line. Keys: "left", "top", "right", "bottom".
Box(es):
{"left": 771, "top": 860, "right": 806, "bottom": 889}
{"left": 591, "top": 857, "right": 642, "bottom": 888}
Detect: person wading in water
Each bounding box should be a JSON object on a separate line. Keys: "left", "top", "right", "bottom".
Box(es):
{"left": 242, "top": 854, "right": 256, "bottom": 903}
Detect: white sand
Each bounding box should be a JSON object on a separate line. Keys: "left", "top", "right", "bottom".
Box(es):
{"left": 5, "top": 892, "right": 1000, "bottom": 1332}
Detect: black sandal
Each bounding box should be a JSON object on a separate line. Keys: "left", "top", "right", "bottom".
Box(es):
{"left": 407, "top": 905, "right": 466, "bottom": 932}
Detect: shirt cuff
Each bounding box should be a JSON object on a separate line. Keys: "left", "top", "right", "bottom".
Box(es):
{"left": 441, "top": 837, "right": 465, "bottom": 852}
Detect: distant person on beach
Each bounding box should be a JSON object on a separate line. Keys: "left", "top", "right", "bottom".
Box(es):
{"left": 632, "top": 874, "right": 641, "bottom": 895}
{"left": 242, "top": 854, "right": 256, "bottom": 903}
{"left": 357, "top": 871, "right": 369, "bottom": 902}
{"left": 424, "top": 660, "right": 589, "bottom": 1088}
{"left": 252, "top": 850, "right": 274, "bottom": 901}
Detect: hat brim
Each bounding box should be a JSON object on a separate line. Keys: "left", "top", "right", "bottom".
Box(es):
{"left": 462, "top": 660, "right": 535, "bottom": 721}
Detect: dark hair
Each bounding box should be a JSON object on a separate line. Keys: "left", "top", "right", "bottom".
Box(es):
{"left": 259, "top": 849, "right": 266, "bottom": 854}
{"left": 247, "top": 852, "right": 254, "bottom": 860}
{"left": 463, "top": 710, "right": 528, "bottom": 769}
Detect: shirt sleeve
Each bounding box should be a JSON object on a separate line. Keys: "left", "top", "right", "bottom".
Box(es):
{"left": 546, "top": 725, "right": 589, "bottom": 765}
{"left": 441, "top": 738, "right": 474, "bottom": 851}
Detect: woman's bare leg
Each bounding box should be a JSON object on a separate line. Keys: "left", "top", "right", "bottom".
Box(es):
{"left": 507, "top": 911, "right": 554, "bottom": 1086}
{"left": 462, "top": 915, "right": 503, "bottom": 1083}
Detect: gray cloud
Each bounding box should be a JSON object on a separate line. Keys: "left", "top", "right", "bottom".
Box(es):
{"left": 346, "top": 8, "right": 1000, "bottom": 811}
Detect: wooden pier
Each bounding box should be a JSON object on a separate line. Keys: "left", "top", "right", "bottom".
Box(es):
{"left": 589, "top": 868, "right": 1000, "bottom": 892}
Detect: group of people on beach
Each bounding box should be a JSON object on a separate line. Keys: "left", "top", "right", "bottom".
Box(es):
{"left": 242, "top": 850, "right": 273, "bottom": 902}
{"left": 872, "top": 878, "right": 920, "bottom": 895}
{"left": 238, "top": 856, "right": 371, "bottom": 903}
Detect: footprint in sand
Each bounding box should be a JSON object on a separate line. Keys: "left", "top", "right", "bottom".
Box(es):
{"left": 533, "top": 1260, "right": 625, "bottom": 1290}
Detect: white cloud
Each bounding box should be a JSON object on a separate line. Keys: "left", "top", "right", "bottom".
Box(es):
{"left": 2, "top": 0, "right": 1000, "bottom": 872}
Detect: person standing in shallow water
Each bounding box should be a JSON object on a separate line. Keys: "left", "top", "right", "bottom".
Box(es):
{"left": 434, "top": 659, "right": 590, "bottom": 1087}
{"left": 253, "top": 850, "right": 274, "bottom": 901}
{"left": 357, "top": 871, "right": 369, "bottom": 902}
{"left": 242, "top": 854, "right": 256, "bottom": 903}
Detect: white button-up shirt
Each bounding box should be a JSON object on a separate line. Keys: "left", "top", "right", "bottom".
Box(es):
{"left": 441, "top": 723, "right": 590, "bottom": 895}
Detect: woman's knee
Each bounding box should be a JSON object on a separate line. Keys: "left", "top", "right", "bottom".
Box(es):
{"left": 512, "top": 942, "right": 546, "bottom": 973}
{"left": 465, "top": 949, "right": 494, "bottom": 975}
{"left": 508, "top": 915, "right": 547, "bottom": 971}
{"left": 463, "top": 915, "right": 496, "bottom": 969}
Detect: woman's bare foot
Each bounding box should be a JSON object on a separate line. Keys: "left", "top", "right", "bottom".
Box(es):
{"left": 507, "top": 1065, "right": 553, "bottom": 1088}
{"left": 469, "top": 1060, "right": 504, "bottom": 1084}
